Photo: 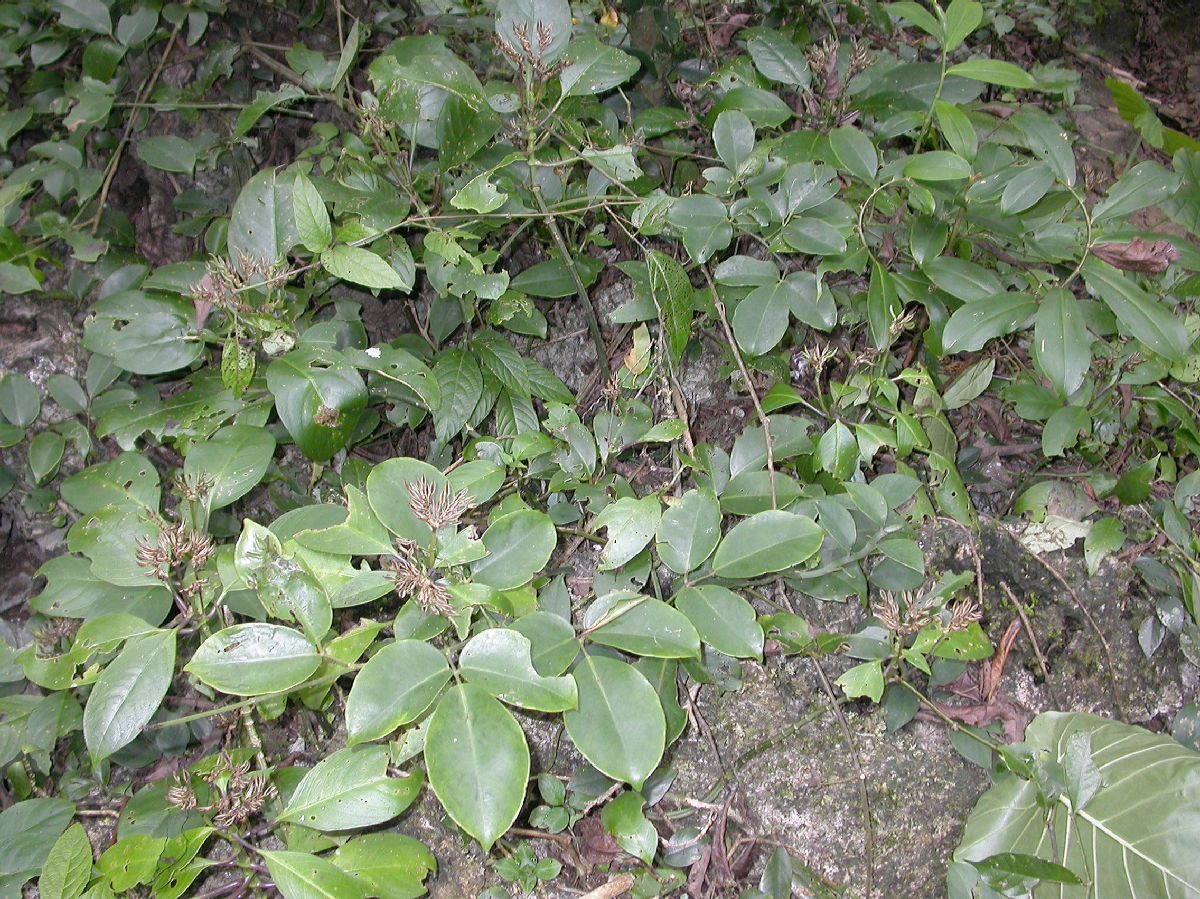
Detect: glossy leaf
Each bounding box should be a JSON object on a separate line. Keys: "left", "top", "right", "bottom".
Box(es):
{"left": 260, "top": 850, "right": 367, "bottom": 899}
{"left": 345, "top": 640, "right": 451, "bottom": 744}
{"left": 266, "top": 347, "right": 367, "bottom": 462}
{"left": 84, "top": 629, "right": 175, "bottom": 765}
{"left": 674, "top": 585, "right": 764, "bottom": 659}
{"left": 183, "top": 424, "right": 275, "bottom": 511}
{"left": 470, "top": 509, "right": 556, "bottom": 590}
{"left": 459, "top": 628, "right": 577, "bottom": 712}
{"left": 655, "top": 490, "right": 721, "bottom": 574}
{"left": 332, "top": 834, "right": 436, "bottom": 899}
{"left": 711, "top": 510, "right": 824, "bottom": 579}
{"left": 278, "top": 746, "right": 423, "bottom": 831}
{"left": 186, "top": 624, "right": 320, "bottom": 696}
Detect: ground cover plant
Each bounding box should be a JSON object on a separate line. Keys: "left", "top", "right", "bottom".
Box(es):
{"left": 0, "top": 0, "right": 1199, "bottom": 895}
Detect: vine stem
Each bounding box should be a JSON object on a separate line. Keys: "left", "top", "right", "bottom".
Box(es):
{"left": 531, "top": 183, "right": 611, "bottom": 381}
{"left": 1060, "top": 183, "right": 1095, "bottom": 291}
{"left": 702, "top": 264, "right": 777, "bottom": 509}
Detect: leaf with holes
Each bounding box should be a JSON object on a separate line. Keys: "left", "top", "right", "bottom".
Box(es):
{"left": 277, "top": 746, "right": 423, "bottom": 831}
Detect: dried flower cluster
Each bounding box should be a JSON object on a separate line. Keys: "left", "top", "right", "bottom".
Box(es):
{"left": 801, "top": 36, "right": 872, "bottom": 127}
{"left": 408, "top": 478, "right": 472, "bottom": 530}
{"left": 381, "top": 544, "right": 455, "bottom": 618}
{"left": 135, "top": 521, "right": 215, "bottom": 583}
{"left": 874, "top": 590, "right": 981, "bottom": 636}
{"left": 166, "top": 751, "right": 276, "bottom": 827}
{"left": 33, "top": 617, "right": 79, "bottom": 659}
{"left": 494, "top": 20, "right": 564, "bottom": 81}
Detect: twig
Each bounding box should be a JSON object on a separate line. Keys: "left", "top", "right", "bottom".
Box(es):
{"left": 530, "top": 184, "right": 611, "bottom": 382}
{"left": 811, "top": 657, "right": 874, "bottom": 897}
{"left": 579, "top": 875, "right": 636, "bottom": 899}
{"left": 1000, "top": 581, "right": 1060, "bottom": 708}
{"left": 580, "top": 781, "right": 622, "bottom": 817}
{"left": 703, "top": 265, "right": 777, "bottom": 509}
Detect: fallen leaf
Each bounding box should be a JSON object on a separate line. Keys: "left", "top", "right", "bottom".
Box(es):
{"left": 1092, "top": 237, "right": 1180, "bottom": 274}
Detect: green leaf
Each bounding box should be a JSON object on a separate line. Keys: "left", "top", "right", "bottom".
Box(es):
{"left": 1034, "top": 288, "right": 1091, "bottom": 396}
{"left": 712, "top": 510, "right": 824, "bottom": 579}
{"left": 292, "top": 172, "right": 332, "bottom": 253}
{"left": 332, "top": 834, "right": 436, "bottom": 899}
{"left": 713, "top": 110, "right": 755, "bottom": 175}
{"left": 183, "top": 424, "right": 275, "bottom": 512}
{"left": 0, "top": 799, "right": 76, "bottom": 890}
{"left": 266, "top": 347, "right": 367, "bottom": 462}
{"left": 1011, "top": 106, "right": 1076, "bottom": 186}
{"left": 29, "top": 431, "right": 66, "bottom": 485}
{"left": 68, "top": 505, "right": 162, "bottom": 588}
{"left": 942, "top": 293, "right": 1037, "bottom": 354}
{"left": 835, "top": 659, "right": 884, "bottom": 702}
{"left": 432, "top": 349, "right": 483, "bottom": 441}
{"left": 83, "top": 293, "right": 202, "bottom": 376}
{"left": 1082, "top": 258, "right": 1190, "bottom": 362}
{"left": 781, "top": 217, "right": 847, "bottom": 256}
{"left": 1001, "top": 163, "right": 1056, "bottom": 213}
{"left": 905, "top": 151, "right": 972, "bottom": 181}
{"left": 971, "top": 852, "right": 1083, "bottom": 887}
{"left": 594, "top": 495, "right": 661, "bottom": 570}
{"left": 293, "top": 486, "right": 394, "bottom": 555}
{"left": 260, "top": 850, "right": 367, "bottom": 899}
{"left": 425, "top": 683, "right": 530, "bottom": 851}
{"left": 942, "top": 358, "right": 995, "bottom": 410}
{"left": 731, "top": 280, "right": 793, "bottom": 356}
{"left": 228, "top": 169, "right": 299, "bottom": 270}
{"left": 563, "top": 654, "right": 665, "bottom": 789}
{"left": 886, "top": 1, "right": 945, "bottom": 41}
{"left": 946, "top": 59, "right": 1036, "bottom": 89}
{"left": 364, "top": 457, "right": 447, "bottom": 544}
{"left": 674, "top": 585, "right": 764, "bottom": 659}
{"left": 459, "top": 628, "right": 577, "bottom": 712}
{"left": 0, "top": 373, "right": 39, "bottom": 427}
{"left": 345, "top": 640, "right": 452, "bottom": 744}
{"left": 646, "top": 249, "right": 693, "bottom": 362}
{"left": 943, "top": 0, "right": 983, "bottom": 50}
{"left": 655, "top": 489, "right": 721, "bottom": 574}
{"left": 586, "top": 592, "right": 702, "bottom": 659}
{"left": 510, "top": 253, "right": 602, "bottom": 297}
{"left": 135, "top": 136, "right": 195, "bottom": 175}
{"left": 233, "top": 84, "right": 307, "bottom": 139}
{"left": 667, "top": 196, "right": 732, "bottom": 264}
{"left": 321, "top": 245, "right": 407, "bottom": 290}
{"left": 601, "top": 792, "right": 657, "bottom": 864}
{"left": 278, "top": 746, "right": 423, "bottom": 831}
{"left": 817, "top": 420, "right": 858, "bottom": 479}
{"left": 744, "top": 28, "right": 811, "bottom": 88}
{"left": 84, "top": 630, "right": 175, "bottom": 765}
{"left": 450, "top": 172, "right": 508, "bottom": 214}
{"left": 829, "top": 126, "right": 879, "bottom": 182}
{"left": 1093, "top": 161, "right": 1181, "bottom": 223}
{"left": 37, "top": 823, "right": 92, "bottom": 899}
{"left": 934, "top": 100, "right": 978, "bottom": 160}
{"left": 470, "top": 509, "right": 556, "bottom": 591}
{"left": 923, "top": 256, "right": 1004, "bottom": 302}
{"left": 559, "top": 37, "right": 639, "bottom": 97}
{"left": 952, "top": 712, "right": 1200, "bottom": 897}
{"left": 344, "top": 344, "right": 439, "bottom": 410}
{"left": 186, "top": 624, "right": 320, "bottom": 696}
{"left": 52, "top": 0, "right": 111, "bottom": 34}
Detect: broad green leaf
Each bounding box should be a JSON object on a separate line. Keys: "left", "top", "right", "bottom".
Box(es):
{"left": 744, "top": 28, "right": 811, "bottom": 88}
{"left": 37, "top": 823, "right": 92, "bottom": 899}
{"left": 886, "top": 1, "right": 945, "bottom": 40}
{"left": 951, "top": 712, "right": 1200, "bottom": 897}
{"left": 183, "top": 424, "right": 275, "bottom": 512}
{"left": 266, "top": 347, "right": 367, "bottom": 462}
{"left": 594, "top": 495, "right": 661, "bottom": 570}
{"left": 83, "top": 292, "right": 201, "bottom": 375}
{"left": 470, "top": 509, "right": 556, "bottom": 590}
{"left": 425, "top": 683, "right": 529, "bottom": 851}
{"left": 29, "top": 431, "right": 65, "bottom": 485}
{"left": 817, "top": 420, "right": 858, "bottom": 479}
{"left": 84, "top": 630, "right": 175, "bottom": 765}
{"left": 450, "top": 172, "right": 507, "bottom": 214}
{"left": 563, "top": 654, "right": 665, "bottom": 789}
{"left": 496, "top": 0, "right": 572, "bottom": 65}
{"left": 646, "top": 249, "right": 693, "bottom": 362}
{"left": 471, "top": 331, "right": 531, "bottom": 399}
{"left": 0, "top": 373, "right": 40, "bottom": 427}
{"left": 829, "top": 126, "right": 878, "bottom": 182}
{"left": 228, "top": 169, "right": 299, "bottom": 269}
{"left": 1011, "top": 106, "right": 1076, "bottom": 186}
{"left": 655, "top": 490, "right": 721, "bottom": 574}
{"left": 459, "top": 628, "right": 577, "bottom": 712}
{"left": 943, "top": 293, "right": 1037, "bottom": 354}
{"left": 432, "top": 349, "right": 483, "bottom": 441}
{"left": 713, "top": 110, "right": 755, "bottom": 175}
{"left": 510, "top": 253, "right": 603, "bottom": 297}
{"left": 667, "top": 196, "right": 732, "bottom": 263}
{"left": 835, "top": 660, "right": 884, "bottom": 702}
{"left": 0, "top": 799, "right": 76, "bottom": 890}
{"left": 732, "top": 280, "right": 793, "bottom": 356}
{"left": 345, "top": 640, "right": 452, "bottom": 744}
{"left": 260, "top": 850, "right": 367, "bottom": 899}
{"left": 781, "top": 217, "right": 847, "bottom": 256}
{"left": 559, "top": 37, "right": 639, "bottom": 97}
{"left": 943, "top": 0, "right": 983, "bottom": 51}
{"left": 712, "top": 510, "right": 824, "bottom": 579}
{"left": 946, "top": 59, "right": 1036, "bottom": 89}
{"left": 1001, "top": 163, "right": 1056, "bottom": 214}
{"left": 511, "top": 611, "right": 580, "bottom": 676}
{"left": 292, "top": 172, "right": 332, "bottom": 253}
{"left": 1093, "top": 161, "right": 1180, "bottom": 223}
{"left": 344, "top": 344, "right": 440, "bottom": 411}
{"left": 867, "top": 263, "right": 900, "bottom": 350}
{"left": 186, "top": 624, "right": 320, "bottom": 696}
{"left": 332, "top": 834, "right": 436, "bottom": 899}
{"left": 68, "top": 505, "right": 162, "bottom": 588}
{"left": 1082, "top": 258, "right": 1190, "bottom": 361}
{"left": 293, "top": 486, "right": 394, "bottom": 555}
{"left": 905, "top": 151, "right": 972, "bottom": 181}
{"left": 934, "top": 101, "right": 978, "bottom": 159}
{"left": 923, "top": 256, "right": 1004, "bottom": 302}
{"left": 233, "top": 84, "right": 306, "bottom": 138}
{"left": 321, "top": 245, "right": 407, "bottom": 290}
{"left": 365, "top": 457, "right": 446, "bottom": 544}
{"left": 673, "top": 585, "right": 764, "bottom": 659}
{"left": 943, "top": 358, "right": 995, "bottom": 410}
{"left": 601, "top": 792, "right": 657, "bottom": 864}
{"left": 585, "top": 592, "right": 702, "bottom": 659}
{"left": 1034, "top": 288, "right": 1090, "bottom": 396}
{"left": 135, "top": 136, "right": 195, "bottom": 175}
{"left": 278, "top": 746, "right": 422, "bottom": 831}
{"left": 31, "top": 555, "right": 169, "bottom": 622}
{"left": 52, "top": 0, "right": 112, "bottom": 33}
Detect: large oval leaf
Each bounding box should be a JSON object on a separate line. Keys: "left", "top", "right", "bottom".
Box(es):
{"left": 185, "top": 624, "right": 320, "bottom": 696}
{"left": 951, "top": 712, "right": 1200, "bottom": 898}
{"left": 425, "top": 683, "right": 529, "bottom": 851}
{"left": 345, "top": 640, "right": 451, "bottom": 745}
{"left": 83, "top": 629, "right": 175, "bottom": 765}
{"left": 260, "top": 850, "right": 366, "bottom": 899}
{"left": 563, "top": 654, "right": 665, "bottom": 789}
{"left": 228, "top": 169, "right": 300, "bottom": 269}
{"left": 82, "top": 292, "right": 202, "bottom": 376}
{"left": 942, "top": 293, "right": 1037, "bottom": 355}
{"left": 711, "top": 510, "right": 824, "bottom": 579}
{"left": 1033, "top": 288, "right": 1091, "bottom": 396}
{"left": 470, "top": 509, "right": 556, "bottom": 590}
{"left": 183, "top": 424, "right": 275, "bottom": 512}
{"left": 364, "top": 457, "right": 447, "bottom": 544}
{"left": 266, "top": 347, "right": 367, "bottom": 463}
{"left": 655, "top": 489, "right": 721, "bottom": 574}
{"left": 277, "top": 746, "right": 423, "bottom": 831}
{"left": 459, "top": 628, "right": 578, "bottom": 712}
{"left": 331, "top": 834, "right": 437, "bottom": 899}
{"left": 584, "top": 592, "right": 701, "bottom": 659}
{"left": 673, "top": 585, "right": 764, "bottom": 659}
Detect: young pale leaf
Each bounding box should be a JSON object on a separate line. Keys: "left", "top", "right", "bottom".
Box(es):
{"left": 459, "top": 628, "right": 578, "bottom": 712}
{"left": 260, "top": 850, "right": 367, "bottom": 899}
{"left": 674, "top": 585, "right": 764, "bottom": 659}
{"left": 594, "top": 495, "right": 661, "bottom": 570}
{"left": 278, "top": 746, "right": 423, "bottom": 831}
{"left": 186, "top": 624, "right": 320, "bottom": 696}
{"left": 835, "top": 660, "right": 885, "bottom": 702}
{"left": 712, "top": 510, "right": 824, "bottom": 579}
{"left": 84, "top": 629, "right": 175, "bottom": 765}
{"left": 945, "top": 59, "right": 1037, "bottom": 89}
{"left": 563, "top": 654, "right": 665, "bottom": 789}
{"left": 450, "top": 172, "right": 508, "bottom": 214}
{"left": 292, "top": 172, "right": 332, "bottom": 253}
{"left": 655, "top": 489, "right": 721, "bottom": 574}
{"left": 37, "top": 823, "right": 92, "bottom": 899}
{"left": 321, "top": 245, "right": 407, "bottom": 290}
{"left": 425, "top": 683, "right": 529, "bottom": 851}
{"left": 332, "top": 834, "right": 436, "bottom": 899}
{"left": 559, "top": 37, "right": 639, "bottom": 97}
{"left": 345, "top": 640, "right": 452, "bottom": 744}
{"left": 601, "top": 792, "right": 657, "bottom": 864}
